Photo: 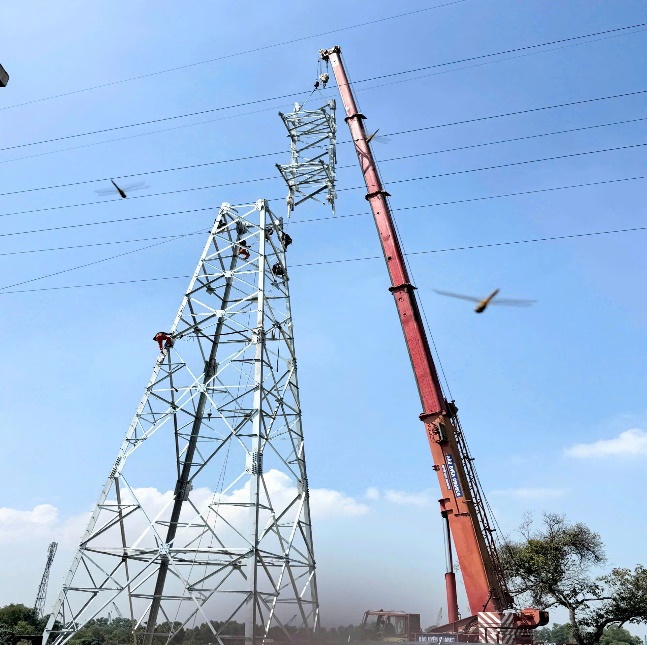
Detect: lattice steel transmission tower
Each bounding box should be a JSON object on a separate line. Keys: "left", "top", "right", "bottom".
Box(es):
{"left": 35, "top": 542, "right": 58, "bottom": 618}
{"left": 45, "top": 97, "right": 336, "bottom": 645}
{"left": 276, "top": 100, "right": 337, "bottom": 215}
{"left": 45, "top": 202, "right": 319, "bottom": 645}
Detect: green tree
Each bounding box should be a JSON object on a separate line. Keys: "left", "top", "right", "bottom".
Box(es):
{"left": 0, "top": 606, "right": 41, "bottom": 631}
{"left": 599, "top": 625, "right": 641, "bottom": 645}
{"left": 534, "top": 623, "right": 641, "bottom": 645}
{"left": 502, "top": 514, "right": 647, "bottom": 645}
{"left": 0, "top": 624, "right": 16, "bottom": 645}
{"left": 13, "top": 622, "right": 36, "bottom": 636}
{"left": 534, "top": 622, "right": 573, "bottom": 644}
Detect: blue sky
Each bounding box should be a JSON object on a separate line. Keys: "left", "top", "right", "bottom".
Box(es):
{"left": 1, "top": 0, "right": 647, "bottom": 635}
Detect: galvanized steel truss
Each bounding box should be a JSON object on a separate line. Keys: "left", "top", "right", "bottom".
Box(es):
{"left": 35, "top": 542, "right": 58, "bottom": 618}
{"left": 45, "top": 201, "right": 318, "bottom": 645}
{"left": 276, "top": 101, "right": 337, "bottom": 215}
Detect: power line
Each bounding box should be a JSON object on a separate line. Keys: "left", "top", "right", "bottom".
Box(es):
{"left": 2, "top": 139, "right": 644, "bottom": 220}
{"left": 353, "top": 24, "right": 647, "bottom": 94}
{"left": 409, "top": 227, "right": 647, "bottom": 256}
{"left": 377, "top": 115, "right": 647, "bottom": 162}
{"left": 382, "top": 89, "right": 647, "bottom": 139}
{"left": 2, "top": 223, "right": 645, "bottom": 295}
{"left": 291, "top": 174, "right": 647, "bottom": 224}
{"left": 2, "top": 22, "right": 645, "bottom": 157}
{"left": 0, "top": 176, "right": 278, "bottom": 219}
{"left": 0, "top": 173, "right": 644, "bottom": 241}
{"left": 0, "top": 230, "right": 202, "bottom": 292}
{"left": 2, "top": 86, "right": 645, "bottom": 202}
{"left": 0, "top": 102, "right": 297, "bottom": 167}
{"left": 2, "top": 113, "right": 645, "bottom": 199}
{"left": 0, "top": 1, "right": 468, "bottom": 113}
{"left": 0, "top": 231, "right": 208, "bottom": 257}
{"left": 0, "top": 206, "right": 212, "bottom": 239}
{"left": 295, "top": 224, "right": 647, "bottom": 266}
{"left": 1, "top": 172, "right": 645, "bottom": 294}
{"left": 0, "top": 274, "right": 193, "bottom": 295}
{"left": 354, "top": 20, "right": 647, "bottom": 85}
{"left": 365, "top": 141, "right": 647, "bottom": 188}
{"left": 0, "top": 150, "right": 285, "bottom": 197}
{"left": 0, "top": 92, "right": 302, "bottom": 154}
{"left": 0, "top": 163, "right": 639, "bottom": 299}
{"left": 1, "top": 76, "right": 643, "bottom": 169}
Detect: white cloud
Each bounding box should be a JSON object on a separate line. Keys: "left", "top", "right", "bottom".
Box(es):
{"left": 0, "top": 473, "right": 369, "bottom": 607}
{"left": 0, "top": 503, "right": 59, "bottom": 542}
{"left": 310, "top": 488, "right": 369, "bottom": 518}
{"left": 0, "top": 473, "right": 366, "bottom": 550}
{"left": 383, "top": 489, "right": 434, "bottom": 507}
{"left": 0, "top": 503, "right": 90, "bottom": 548}
{"left": 491, "top": 487, "right": 565, "bottom": 500}
{"left": 363, "top": 488, "right": 434, "bottom": 507}
{"left": 565, "top": 428, "right": 647, "bottom": 458}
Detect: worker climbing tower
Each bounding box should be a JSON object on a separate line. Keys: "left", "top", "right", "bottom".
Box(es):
{"left": 45, "top": 202, "right": 319, "bottom": 645}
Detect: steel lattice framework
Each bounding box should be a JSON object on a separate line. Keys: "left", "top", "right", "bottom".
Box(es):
{"left": 45, "top": 201, "right": 319, "bottom": 645}
{"left": 35, "top": 542, "right": 58, "bottom": 618}
{"left": 276, "top": 100, "right": 337, "bottom": 215}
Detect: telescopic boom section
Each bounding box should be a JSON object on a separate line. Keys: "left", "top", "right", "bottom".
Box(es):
{"left": 320, "top": 46, "right": 510, "bottom": 617}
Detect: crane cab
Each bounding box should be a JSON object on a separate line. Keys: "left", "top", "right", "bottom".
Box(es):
{"left": 361, "top": 610, "right": 421, "bottom": 642}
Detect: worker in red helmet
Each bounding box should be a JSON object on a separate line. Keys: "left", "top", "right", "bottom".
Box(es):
{"left": 153, "top": 332, "right": 174, "bottom": 352}
{"left": 237, "top": 239, "right": 250, "bottom": 261}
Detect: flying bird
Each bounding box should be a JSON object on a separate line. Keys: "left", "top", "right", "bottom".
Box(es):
{"left": 94, "top": 179, "right": 149, "bottom": 199}
{"left": 365, "top": 129, "right": 390, "bottom": 145}
{"left": 434, "top": 288, "right": 536, "bottom": 314}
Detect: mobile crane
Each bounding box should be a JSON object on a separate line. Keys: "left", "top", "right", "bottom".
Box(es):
{"left": 319, "top": 46, "right": 548, "bottom": 644}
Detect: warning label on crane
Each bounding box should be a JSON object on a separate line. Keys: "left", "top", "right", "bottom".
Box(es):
{"left": 416, "top": 634, "right": 458, "bottom": 643}
{"left": 441, "top": 464, "right": 451, "bottom": 491}
{"left": 444, "top": 454, "right": 463, "bottom": 498}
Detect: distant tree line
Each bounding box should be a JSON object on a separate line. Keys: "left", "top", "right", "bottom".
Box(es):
{"left": 534, "top": 623, "right": 642, "bottom": 645}
{"left": 0, "top": 604, "right": 365, "bottom": 645}
{"left": 0, "top": 605, "right": 644, "bottom": 645}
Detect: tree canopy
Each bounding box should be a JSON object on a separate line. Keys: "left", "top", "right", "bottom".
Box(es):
{"left": 534, "top": 622, "right": 575, "bottom": 645}
{"left": 534, "top": 623, "right": 642, "bottom": 645}
{"left": 0, "top": 604, "right": 49, "bottom": 645}
{"left": 0, "top": 606, "right": 43, "bottom": 633}
{"left": 501, "top": 514, "right": 647, "bottom": 645}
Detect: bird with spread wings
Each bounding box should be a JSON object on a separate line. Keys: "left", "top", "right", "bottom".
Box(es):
{"left": 94, "top": 179, "right": 149, "bottom": 199}
{"left": 434, "top": 288, "right": 536, "bottom": 314}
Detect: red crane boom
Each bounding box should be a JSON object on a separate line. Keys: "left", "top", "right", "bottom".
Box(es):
{"left": 320, "top": 46, "right": 532, "bottom": 629}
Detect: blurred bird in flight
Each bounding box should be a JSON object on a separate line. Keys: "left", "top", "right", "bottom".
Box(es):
{"left": 365, "top": 128, "right": 390, "bottom": 144}
{"left": 434, "top": 288, "right": 536, "bottom": 314}
{"left": 95, "top": 179, "right": 149, "bottom": 199}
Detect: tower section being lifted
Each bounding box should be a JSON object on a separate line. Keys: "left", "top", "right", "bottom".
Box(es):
{"left": 45, "top": 201, "right": 318, "bottom": 645}
{"left": 276, "top": 100, "right": 337, "bottom": 215}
